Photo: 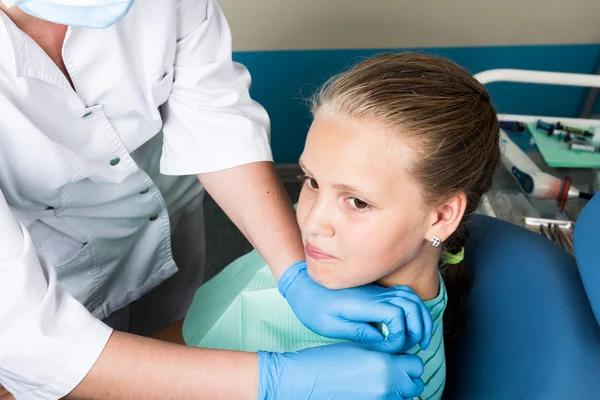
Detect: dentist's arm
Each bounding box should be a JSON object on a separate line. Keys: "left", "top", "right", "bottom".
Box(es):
{"left": 198, "top": 161, "right": 304, "bottom": 280}
{"left": 0, "top": 387, "right": 13, "bottom": 400}
{"left": 161, "top": 0, "right": 304, "bottom": 280}
{"left": 70, "top": 334, "right": 424, "bottom": 400}
{"left": 0, "top": 189, "right": 260, "bottom": 400}
{"left": 68, "top": 333, "right": 259, "bottom": 400}
{"left": 0, "top": 189, "right": 112, "bottom": 399}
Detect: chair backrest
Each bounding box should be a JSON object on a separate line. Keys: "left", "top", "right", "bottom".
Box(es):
{"left": 444, "top": 215, "right": 600, "bottom": 399}
{"left": 574, "top": 193, "right": 600, "bottom": 327}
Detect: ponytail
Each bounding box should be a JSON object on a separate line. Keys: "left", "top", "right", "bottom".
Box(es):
{"left": 440, "top": 222, "right": 472, "bottom": 345}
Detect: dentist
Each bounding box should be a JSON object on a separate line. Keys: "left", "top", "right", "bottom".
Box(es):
{"left": 0, "top": 1, "right": 430, "bottom": 399}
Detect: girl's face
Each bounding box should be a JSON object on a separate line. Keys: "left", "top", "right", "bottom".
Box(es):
{"left": 297, "top": 111, "right": 434, "bottom": 289}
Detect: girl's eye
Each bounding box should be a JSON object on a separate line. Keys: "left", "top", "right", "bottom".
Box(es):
{"left": 297, "top": 174, "right": 319, "bottom": 189}
{"left": 349, "top": 197, "right": 370, "bottom": 210}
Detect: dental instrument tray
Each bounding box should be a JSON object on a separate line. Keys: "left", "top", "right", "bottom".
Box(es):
{"left": 528, "top": 122, "right": 600, "bottom": 168}
{"left": 523, "top": 217, "right": 575, "bottom": 255}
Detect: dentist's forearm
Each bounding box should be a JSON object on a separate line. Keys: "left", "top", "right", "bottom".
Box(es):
{"left": 0, "top": 385, "right": 14, "bottom": 400}
{"left": 198, "top": 161, "right": 305, "bottom": 280}
{"left": 69, "top": 331, "right": 258, "bottom": 400}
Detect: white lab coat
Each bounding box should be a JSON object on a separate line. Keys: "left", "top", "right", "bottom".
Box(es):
{"left": 0, "top": 0, "right": 272, "bottom": 398}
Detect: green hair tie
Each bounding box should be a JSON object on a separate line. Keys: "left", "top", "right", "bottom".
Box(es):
{"left": 442, "top": 247, "right": 465, "bottom": 265}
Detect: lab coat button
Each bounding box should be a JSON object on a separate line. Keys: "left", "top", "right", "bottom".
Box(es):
{"left": 110, "top": 158, "right": 121, "bottom": 166}
{"left": 81, "top": 111, "right": 93, "bottom": 118}
{"left": 140, "top": 188, "right": 150, "bottom": 194}
{"left": 149, "top": 214, "right": 159, "bottom": 221}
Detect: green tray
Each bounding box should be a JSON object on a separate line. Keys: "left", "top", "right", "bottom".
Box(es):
{"left": 528, "top": 122, "right": 600, "bottom": 168}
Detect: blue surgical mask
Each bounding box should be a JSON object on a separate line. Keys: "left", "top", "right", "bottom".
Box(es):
{"left": 3, "top": 0, "right": 136, "bottom": 29}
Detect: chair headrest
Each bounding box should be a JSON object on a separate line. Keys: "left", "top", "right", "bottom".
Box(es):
{"left": 574, "top": 193, "right": 600, "bottom": 326}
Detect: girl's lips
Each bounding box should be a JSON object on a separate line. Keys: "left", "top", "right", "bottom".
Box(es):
{"left": 305, "top": 242, "right": 337, "bottom": 261}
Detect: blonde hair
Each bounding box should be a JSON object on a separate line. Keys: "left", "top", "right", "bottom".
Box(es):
{"left": 311, "top": 52, "right": 500, "bottom": 342}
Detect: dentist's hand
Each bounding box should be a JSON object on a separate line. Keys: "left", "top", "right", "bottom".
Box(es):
{"left": 259, "top": 342, "right": 425, "bottom": 400}
{"left": 278, "top": 261, "right": 433, "bottom": 354}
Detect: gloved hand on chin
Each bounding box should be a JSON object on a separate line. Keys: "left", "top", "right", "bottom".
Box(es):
{"left": 278, "top": 261, "right": 433, "bottom": 354}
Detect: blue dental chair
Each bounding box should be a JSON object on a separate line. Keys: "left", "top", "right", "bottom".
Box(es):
{"left": 444, "top": 194, "right": 600, "bottom": 399}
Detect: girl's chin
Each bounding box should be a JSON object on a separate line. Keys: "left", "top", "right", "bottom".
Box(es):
{"left": 306, "top": 262, "right": 354, "bottom": 290}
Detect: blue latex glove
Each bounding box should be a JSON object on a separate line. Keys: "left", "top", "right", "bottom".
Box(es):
{"left": 258, "top": 342, "right": 425, "bottom": 399}
{"left": 279, "top": 261, "right": 433, "bottom": 354}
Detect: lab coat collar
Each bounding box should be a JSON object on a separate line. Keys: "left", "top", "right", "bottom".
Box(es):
{"left": 0, "top": 10, "right": 73, "bottom": 91}
{"left": 0, "top": 10, "right": 26, "bottom": 77}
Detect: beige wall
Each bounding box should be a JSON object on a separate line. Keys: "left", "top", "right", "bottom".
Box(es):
{"left": 220, "top": 0, "right": 600, "bottom": 51}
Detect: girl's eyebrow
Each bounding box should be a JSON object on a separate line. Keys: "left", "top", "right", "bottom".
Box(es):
{"left": 298, "top": 159, "right": 309, "bottom": 173}
{"left": 332, "top": 183, "right": 376, "bottom": 197}
{"left": 300, "top": 159, "right": 376, "bottom": 197}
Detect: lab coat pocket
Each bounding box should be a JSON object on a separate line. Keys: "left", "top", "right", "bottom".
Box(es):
{"left": 32, "top": 230, "right": 87, "bottom": 272}
{"left": 152, "top": 69, "right": 175, "bottom": 107}
{"left": 52, "top": 241, "right": 97, "bottom": 310}
{"left": 50, "top": 237, "right": 88, "bottom": 272}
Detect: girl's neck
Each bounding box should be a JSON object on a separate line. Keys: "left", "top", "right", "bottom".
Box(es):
{"left": 376, "top": 249, "right": 440, "bottom": 300}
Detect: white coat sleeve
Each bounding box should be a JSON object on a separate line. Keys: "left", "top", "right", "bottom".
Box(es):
{"left": 0, "top": 190, "right": 113, "bottom": 400}
{"left": 159, "top": 0, "right": 273, "bottom": 176}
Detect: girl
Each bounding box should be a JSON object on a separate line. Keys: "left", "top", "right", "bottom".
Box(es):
{"left": 181, "top": 52, "right": 500, "bottom": 399}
